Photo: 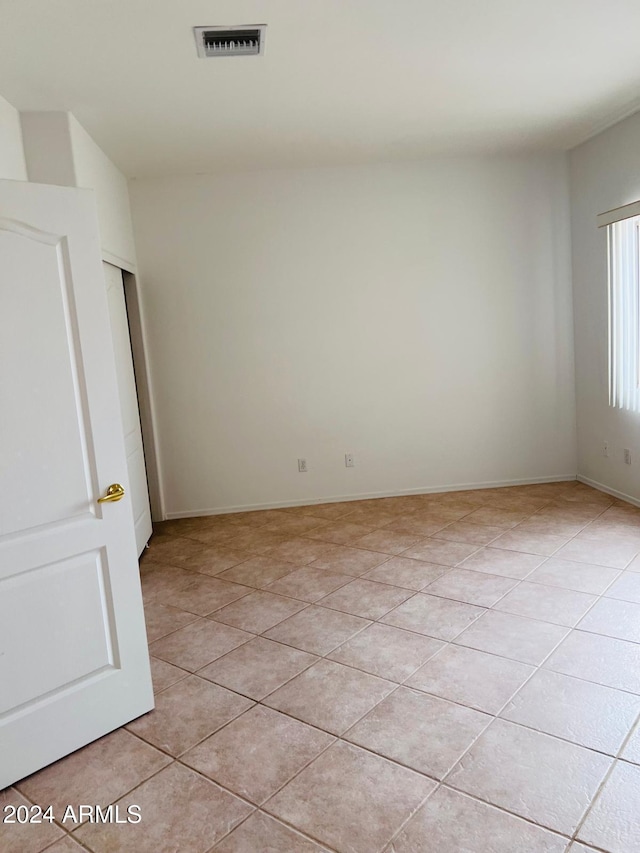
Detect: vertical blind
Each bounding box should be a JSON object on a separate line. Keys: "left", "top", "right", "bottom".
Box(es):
{"left": 607, "top": 215, "right": 640, "bottom": 411}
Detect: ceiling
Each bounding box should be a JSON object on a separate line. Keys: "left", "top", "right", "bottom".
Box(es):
{"left": 2, "top": 0, "right": 640, "bottom": 177}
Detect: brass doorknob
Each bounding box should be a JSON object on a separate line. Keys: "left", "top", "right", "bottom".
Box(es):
{"left": 97, "top": 483, "right": 126, "bottom": 503}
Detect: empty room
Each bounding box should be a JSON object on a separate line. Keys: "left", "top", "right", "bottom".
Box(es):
{"left": 3, "top": 2, "right": 640, "bottom": 852}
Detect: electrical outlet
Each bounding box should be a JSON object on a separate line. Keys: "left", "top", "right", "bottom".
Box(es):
{"left": 345, "top": 453, "right": 355, "bottom": 468}
{"left": 298, "top": 458, "right": 308, "bottom": 473}
{"left": 603, "top": 441, "right": 609, "bottom": 457}
{"left": 624, "top": 449, "right": 632, "bottom": 465}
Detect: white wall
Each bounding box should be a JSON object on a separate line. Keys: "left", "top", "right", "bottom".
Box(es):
{"left": 130, "top": 156, "right": 576, "bottom": 516}
{"left": 0, "top": 94, "right": 27, "bottom": 180}
{"left": 20, "top": 111, "right": 137, "bottom": 269}
{"left": 570, "top": 111, "right": 640, "bottom": 502}
{"left": 68, "top": 114, "right": 137, "bottom": 269}
{"left": 20, "top": 112, "right": 76, "bottom": 187}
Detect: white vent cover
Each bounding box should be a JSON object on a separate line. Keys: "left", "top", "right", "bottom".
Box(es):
{"left": 194, "top": 25, "right": 266, "bottom": 58}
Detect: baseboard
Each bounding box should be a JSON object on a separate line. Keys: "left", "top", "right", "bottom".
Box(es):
{"left": 576, "top": 475, "right": 640, "bottom": 508}
{"left": 163, "top": 473, "right": 578, "bottom": 520}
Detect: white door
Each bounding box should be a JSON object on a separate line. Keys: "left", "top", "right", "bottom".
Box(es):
{"left": 0, "top": 179, "right": 153, "bottom": 789}
{"left": 104, "top": 262, "right": 153, "bottom": 555}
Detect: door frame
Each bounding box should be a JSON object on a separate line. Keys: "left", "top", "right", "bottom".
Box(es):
{"left": 103, "top": 251, "right": 164, "bottom": 522}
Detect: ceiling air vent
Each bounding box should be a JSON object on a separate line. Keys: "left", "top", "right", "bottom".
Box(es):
{"left": 194, "top": 25, "right": 266, "bottom": 58}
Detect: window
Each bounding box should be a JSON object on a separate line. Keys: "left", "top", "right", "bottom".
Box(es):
{"left": 599, "top": 201, "right": 640, "bottom": 411}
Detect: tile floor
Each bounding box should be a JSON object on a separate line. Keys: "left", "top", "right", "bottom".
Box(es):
{"left": 4, "top": 481, "right": 640, "bottom": 852}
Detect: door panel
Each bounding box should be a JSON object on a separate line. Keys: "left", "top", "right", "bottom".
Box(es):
{"left": 0, "top": 180, "right": 153, "bottom": 789}
{"left": 0, "top": 549, "right": 113, "bottom": 714}
{"left": 2, "top": 227, "right": 92, "bottom": 535}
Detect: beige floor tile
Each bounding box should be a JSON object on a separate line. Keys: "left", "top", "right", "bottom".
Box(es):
{"left": 538, "top": 502, "right": 606, "bottom": 522}
{"left": 455, "top": 610, "right": 568, "bottom": 665}
{"left": 139, "top": 562, "right": 195, "bottom": 601}
{"left": 43, "top": 838, "right": 87, "bottom": 853}
{"left": 264, "top": 566, "right": 352, "bottom": 601}
{"left": 17, "top": 729, "right": 170, "bottom": 825}
{"left": 182, "top": 705, "right": 334, "bottom": 804}
{"left": 149, "top": 656, "right": 188, "bottom": 693}
{"left": 407, "top": 644, "right": 533, "bottom": 714}
{"left": 389, "top": 786, "right": 567, "bottom": 853}
{"left": 155, "top": 573, "right": 251, "bottom": 616}
{"left": 328, "top": 623, "right": 444, "bottom": 682}
{"left": 525, "top": 557, "right": 620, "bottom": 595}
{"left": 197, "top": 637, "right": 317, "bottom": 699}
{"left": 545, "top": 630, "right": 640, "bottom": 693}
{"left": 145, "top": 534, "right": 206, "bottom": 565}
{"left": 264, "top": 659, "right": 394, "bottom": 734}
{"left": 142, "top": 598, "right": 199, "bottom": 642}
{"left": 303, "top": 520, "right": 377, "bottom": 545}
{"left": 605, "top": 571, "right": 640, "bottom": 603}
{"left": 0, "top": 788, "right": 66, "bottom": 851}
{"left": 458, "top": 547, "right": 544, "bottom": 579}
{"left": 514, "top": 517, "right": 588, "bottom": 537}
{"left": 488, "top": 494, "right": 551, "bottom": 514}
{"left": 341, "top": 507, "right": 399, "bottom": 527}
{"left": 381, "top": 593, "right": 485, "bottom": 641}
{"left": 578, "top": 761, "right": 640, "bottom": 853}
{"left": 215, "top": 556, "right": 299, "bottom": 588}
{"left": 400, "top": 539, "right": 480, "bottom": 566}
{"left": 362, "top": 556, "right": 448, "bottom": 590}
{"left": 424, "top": 568, "right": 518, "bottom": 607}
{"left": 384, "top": 514, "right": 452, "bottom": 537}
{"left": 578, "top": 597, "right": 640, "bottom": 643}
{"left": 158, "top": 516, "right": 225, "bottom": 537}
{"left": 126, "top": 675, "right": 253, "bottom": 755}
{"left": 502, "top": 669, "right": 640, "bottom": 754}
{"left": 627, "top": 552, "right": 640, "bottom": 572}
{"left": 621, "top": 723, "right": 640, "bottom": 764}
{"left": 372, "top": 495, "right": 426, "bottom": 514}
{"left": 447, "top": 719, "right": 612, "bottom": 834}
{"left": 558, "top": 484, "right": 613, "bottom": 506}
{"left": 228, "top": 509, "right": 290, "bottom": 527}
{"left": 411, "top": 505, "right": 476, "bottom": 523}
{"left": 263, "top": 537, "right": 335, "bottom": 565}
{"left": 214, "top": 811, "right": 330, "bottom": 852}
{"left": 351, "top": 529, "right": 425, "bottom": 555}
{"left": 285, "top": 501, "right": 357, "bottom": 520}
{"left": 554, "top": 538, "right": 639, "bottom": 569}
{"left": 265, "top": 741, "right": 435, "bottom": 853}
{"left": 318, "top": 579, "right": 414, "bottom": 619}
{"left": 261, "top": 514, "right": 329, "bottom": 536}
{"left": 602, "top": 504, "right": 640, "bottom": 521}
{"left": 463, "top": 507, "right": 530, "bottom": 528}
{"left": 309, "top": 544, "right": 389, "bottom": 575}
{"left": 492, "top": 582, "right": 597, "bottom": 627}
{"left": 74, "top": 762, "right": 252, "bottom": 853}
{"left": 432, "top": 520, "right": 505, "bottom": 545}
{"left": 423, "top": 493, "right": 485, "bottom": 511}
{"left": 576, "top": 520, "right": 640, "bottom": 546}
{"left": 149, "top": 618, "right": 253, "bottom": 671}
{"left": 346, "top": 687, "right": 490, "bottom": 778}
{"left": 222, "top": 528, "right": 290, "bottom": 555}
{"left": 568, "top": 844, "right": 599, "bottom": 853}
{"left": 210, "top": 591, "right": 307, "bottom": 633}
{"left": 179, "top": 545, "right": 253, "bottom": 574}
{"left": 264, "top": 605, "right": 370, "bottom": 654}
{"left": 489, "top": 529, "right": 569, "bottom": 557}
{"left": 188, "top": 522, "right": 262, "bottom": 547}
{"left": 375, "top": 495, "right": 424, "bottom": 516}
